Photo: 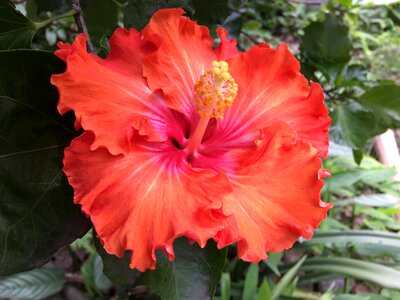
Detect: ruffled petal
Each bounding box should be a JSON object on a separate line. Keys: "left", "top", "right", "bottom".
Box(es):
{"left": 214, "top": 27, "right": 238, "bottom": 60}
{"left": 215, "top": 122, "right": 331, "bottom": 261}
{"left": 210, "top": 44, "right": 330, "bottom": 158}
{"left": 64, "top": 133, "right": 231, "bottom": 271}
{"left": 51, "top": 32, "right": 173, "bottom": 155}
{"left": 142, "top": 8, "right": 216, "bottom": 119}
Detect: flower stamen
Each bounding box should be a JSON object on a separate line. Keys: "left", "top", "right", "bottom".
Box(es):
{"left": 186, "top": 60, "right": 238, "bottom": 157}
{"left": 194, "top": 60, "right": 238, "bottom": 119}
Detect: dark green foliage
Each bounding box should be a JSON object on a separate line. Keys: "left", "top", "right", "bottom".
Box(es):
{"left": 0, "top": 0, "right": 37, "bottom": 49}
{"left": 33, "top": 0, "right": 69, "bottom": 14}
{"left": 191, "top": 0, "right": 230, "bottom": 25}
{"left": 124, "top": 0, "right": 191, "bottom": 30}
{"left": 84, "top": 0, "right": 119, "bottom": 37}
{"left": 97, "top": 237, "right": 227, "bottom": 299}
{"left": 0, "top": 50, "right": 90, "bottom": 276}
{"left": 301, "top": 14, "right": 352, "bottom": 66}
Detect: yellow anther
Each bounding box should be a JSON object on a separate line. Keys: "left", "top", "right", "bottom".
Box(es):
{"left": 221, "top": 72, "right": 232, "bottom": 80}
{"left": 219, "top": 61, "right": 228, "bottom": 68}
{"left": 211, "top": 61, "right": 220, "bottom": 67}
{"left": 193, "top": 60, "right": 238, "bottom": 120}
{"left": 212, "top": 68, "right": 221, "bottom": 75}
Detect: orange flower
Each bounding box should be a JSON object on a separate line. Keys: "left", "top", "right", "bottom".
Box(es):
{"left": 51, "top": 8, "right": 332, "bottom": 271}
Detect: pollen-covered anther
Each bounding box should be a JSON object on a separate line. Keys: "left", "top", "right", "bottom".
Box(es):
{"left": 194, "top": 60, "right": 238, "bottom": 119}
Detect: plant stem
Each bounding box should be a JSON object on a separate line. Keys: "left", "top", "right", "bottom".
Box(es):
{"left": 34, "top": 9, "right": 76, "bottom": 29}
{"left": 71, "top": 0, "right": 94, "bottom": 52}
{"left": 242, "top": 31, "right": 260, "bottom": 45}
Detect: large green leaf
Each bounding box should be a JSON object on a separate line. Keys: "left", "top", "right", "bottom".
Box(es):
{"left": 330, "top": 101, "right": 377, "bottom": 150}
{"left": 124, "top": 0, "right": 191, "bottom": 30}
{"left": 300, "top": 14, "right": 352, "bottom": 65}
{"left": 96, "top": 237, "right": 227, "bottom": 299}
{"left": 359, "top": 84, "right": 400, "bottom": 132}
{"left": 0, "top": 268, "right": 65, "bottom": 300}
{"left": 0, "top": 0, "right": 37, "bottom": 49}
{"left": 0, "top": 50, "right": 91, "bottom": 276}
{"left": 287, "top": 257, "right": 400, "bottom": 290}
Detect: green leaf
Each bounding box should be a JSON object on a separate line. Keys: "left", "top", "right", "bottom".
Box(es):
{"left": 339, "top": 64, "right": 368, "bottom": 87}
{"left": 124, "top": 0, "right": 191, "bottom": 30}
{"left": 192, "top": 0, "right": 230, "bottom": 25}
{"left": 359, "top": 84, "right": 400, "bottom": 133}
{"left": 330, "top": 101, "right": 377, "bottom": 150}
{"left": 352, "top": 149, "right": 363, "bottom": 165}
{"left": 271, "top": 256, "right": 306, "bottom": 300}
{"left": 265, "top": 252, "right": 282, "bottom": 276}
{"left": 353, "top": 194, "right": 400, "bottom": 207}
{"left": 94, "top": 236, "right": 140, "bottom": 289}
{"left": 242, "top": 264, "right": 259, "bottom": 300}
{"left": 81, "top": 253, "right": 112, "bottom": 295}
{"left": 222, "top": 12, "right": 243, "bottom": 39}
{"left": 0, "top": 50, "right": 90, "bottom": 276}
{"left": 93, "top": 255, "right": 112, "bottom": 292}
{"left": 382, "top": 289, "right": 400, "bottom": 299}
{"left": 97, "top": 237, "right": 227, "bottom": 299}
{"left": 219, "top": 273, "right": 231, "bottom": 300}
{"left": 0, "top": 268, "right": 65, "bottom": 300}
{"left": 33, "top": 0, "right": 69, "bottom": 13}
{"left": 292, "top": 257, "right": 400, "bottom": 290}
{"left": 0, "top": 0, "right": 37, "bottom": 49}
{"left": 300, "top": 14, "right": 352, "bottom": 65}
{"left": 331, "top": 294, "right": 388, "bottom": 300}
{"left": 256, "top": 279, "right": 271, "bottom": 300}
{"left": 139, "top": 238, "right": 227, "bottom": 300}
{"left": 298, "top": 230, "right": 400, "bottom": 248}
{"left": 353, "top": 243, "right": 400, "bottom": 261}
{"left": 84, "top": 0, "right": 119, "bottom": 37}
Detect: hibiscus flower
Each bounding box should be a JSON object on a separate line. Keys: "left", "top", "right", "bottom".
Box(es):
{"left": 51, "top": 8, "right": 332, "bottom": 271}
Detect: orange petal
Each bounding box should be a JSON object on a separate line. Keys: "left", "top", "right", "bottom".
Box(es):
{"left": 142, "top": 8, "right": 216, "bottom": 119}
{"left": 215, "top": 122, "right": 331, "bottom": 261}
{"left": 51, "top": 32, "right": 168, "bottom": 155}
{"left": 215, "top": 44, "right": 330, "bottom": 158}
{"left": 214, "top": 27, "right": 238, "bottom": 60}
{"left": 64, "top": 132, "right": 231, "bottom": 271}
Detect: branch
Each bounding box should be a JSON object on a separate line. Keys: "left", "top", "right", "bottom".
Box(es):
{"left": 241, "top": 31, "right": 260, "bottom": 45}
{"left": 71, "top": 0, "right": 94, "bottom": 52}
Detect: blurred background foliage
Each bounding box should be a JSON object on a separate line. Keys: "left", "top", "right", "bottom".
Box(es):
{"left": 1, "top": 0, "right": 400, "bottom": 299}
